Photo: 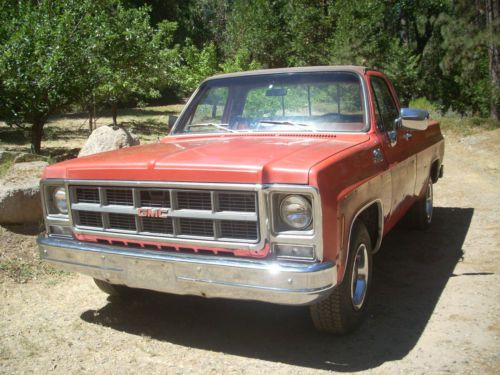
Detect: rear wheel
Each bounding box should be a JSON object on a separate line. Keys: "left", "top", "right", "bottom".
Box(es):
{"left": 310, "top": 221, "right": 372, "bottom": 334}
{"left": 410, "top": 179, "right": 433, "bottom": 230}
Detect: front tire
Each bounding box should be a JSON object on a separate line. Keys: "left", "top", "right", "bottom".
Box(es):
{"left": 310, "top": 221, "right": 373, "bottom": 334}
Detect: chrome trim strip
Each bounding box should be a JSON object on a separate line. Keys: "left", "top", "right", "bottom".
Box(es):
{"left": 38, "top": 236, "right": 336, "bottom": 306}
{"left": 175, "top": 276, "right": 331, "bottom": 294}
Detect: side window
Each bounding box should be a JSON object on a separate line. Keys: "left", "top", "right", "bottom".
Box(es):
{"left": 370, "top": 77, "right": 399, "bottom": 131}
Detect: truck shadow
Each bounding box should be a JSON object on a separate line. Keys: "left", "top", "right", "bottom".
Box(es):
{"left": 81, "top": 206, "right": 472, "bottom": 371}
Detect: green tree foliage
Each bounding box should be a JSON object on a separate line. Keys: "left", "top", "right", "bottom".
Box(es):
{"left": 87, "top": 3, "right": 177, "bottom": 125}
{"left": 282, "top": 1, "right": 334, "bottom": 66}
{"left": 0, "top": 0, "right": 177, "bottom": 152}
{"left": 328, "top": 0, "right": 390, "bottom": 66}
{"left": 0, "top": 0, "right": 96, "bottom": 153}
{"left": 1, "top": 0, "right": 498, "bottom": 155}
{"left": 223, "top": 0, "right": 290, "bottom": 68}
{"left": 171, "top": 41, "right": 219, "bottom": 96}
{"left": 218, "top": 0, "right": 497, "bottom": 118}
{"left": 439, "top": 0, "right": 499, "bottom": 117}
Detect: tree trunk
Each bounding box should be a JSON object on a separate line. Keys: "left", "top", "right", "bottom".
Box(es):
{"left": 487, "top": 0, "right": 499, "bottom": 121}
{"left": 93, "top": 99, "right": 97, "bottom": 129}
{"left": 111, "top": 103, "right": 118, "bottom": 126}
{"left": 88, "top": 106, "right": 94, "bottom": 133}
{"left": 31, "top": 119, "right": 44, "bottom": 154}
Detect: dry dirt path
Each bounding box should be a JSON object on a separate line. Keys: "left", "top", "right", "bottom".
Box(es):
{"left": 1, "top": 129, "right": 499, "bottom": 374}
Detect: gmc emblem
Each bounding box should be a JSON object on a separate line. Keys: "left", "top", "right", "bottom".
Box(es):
{"left": 136, "top": 207, "right": 169, "bottom": 218}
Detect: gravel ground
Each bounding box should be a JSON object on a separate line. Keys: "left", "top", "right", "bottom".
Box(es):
{"left": 1, "top": 129, "right": 499, "bottom": 374}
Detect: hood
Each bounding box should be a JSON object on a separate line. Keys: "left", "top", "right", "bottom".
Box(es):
{"left": 43, "top": 134, "right": 369, "bottom": 184}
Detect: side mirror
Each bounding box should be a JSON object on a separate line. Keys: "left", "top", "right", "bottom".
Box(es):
{"left": 400, "top": 108, "right": 429, "bottom": 131}
{"left": 168, "top": 115, "right": 178, "bottom": 128}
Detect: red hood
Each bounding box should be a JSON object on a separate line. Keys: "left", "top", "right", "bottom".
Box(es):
{"left": 43, "top": 134, "right": 369, "bottom": 184}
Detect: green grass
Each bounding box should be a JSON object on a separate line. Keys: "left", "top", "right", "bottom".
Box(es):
{"left": 409, "top": 97, "right": 500, "bottom": 136}
{"left": 0, "top": 152, "right": 16, "bottom": 178}
{"left": 439, "top": 116, "right": 500, "bottom": 135}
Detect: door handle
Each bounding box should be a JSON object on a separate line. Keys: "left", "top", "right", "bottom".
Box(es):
{"left": 403, "top": 132, "right": 413, "bottom": 140}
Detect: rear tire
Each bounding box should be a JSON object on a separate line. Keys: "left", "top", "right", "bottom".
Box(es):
{"left": 93, "top": 278, "right": 133, "bottom": 297}
{"left": 410, "top": 179, "right": 433, "bottom": 230}
{"left": 310, "top": 221, "right": 373, "bottom": 334}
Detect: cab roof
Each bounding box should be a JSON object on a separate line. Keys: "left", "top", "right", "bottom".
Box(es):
{"left": 203, "top": 65, "right": 370, "bottom": 82}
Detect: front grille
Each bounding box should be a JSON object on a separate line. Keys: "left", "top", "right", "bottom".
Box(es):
{"left": 78, "top": 211, "right": 102, "bottom": 227}
{"left": 220, "top": 220, "right": 258, "bottom": 239}
{"left": 179, "top": 218, "right": 214, "bottom": 237}
{"left": 142, "top": 217, "right": 173, "bottom": 234}
{"left": 219, "top": 192, "right": 256, "bottom": 212}
{"left": 75, "top": 187, "right": 99, "bottom": 204}
{"left": 177, "top": 191, "right": 211, "bottom": 210}
{"left": 140, "top": 190, "right": 170, "bottom": 207}
{"left": 106, "top": 189, "right": 133, "bottom": 205}
{"left": 70, "top": 185, "right": 259, "bottom": 243}
{"left": 109, "top": 213, "right": 136, "bottom": 230}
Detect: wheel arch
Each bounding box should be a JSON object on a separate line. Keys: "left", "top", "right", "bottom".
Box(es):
{"left": 338, "top": 199, "right": 383, "bottom": 287}
{"left": 355, "top": 200, "right": 384, "bottom": 254}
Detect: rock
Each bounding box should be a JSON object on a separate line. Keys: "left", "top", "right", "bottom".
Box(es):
{"left": 0, "top": 161, "right": 48, "bottom": 225}
{"left": 78, "top": 124, "right": 140, "bottom": 157}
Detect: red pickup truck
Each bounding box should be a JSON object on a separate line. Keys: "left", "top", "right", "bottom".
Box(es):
{"left": 38, "top": 66, "right": 444, "bottom": 334}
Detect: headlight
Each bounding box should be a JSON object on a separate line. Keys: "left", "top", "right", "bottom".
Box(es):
{"left": 279, "top": 195, "right": 312, "bottom": 230}
{"left": 53, "top": 187, "right": 68, "bottom": 214}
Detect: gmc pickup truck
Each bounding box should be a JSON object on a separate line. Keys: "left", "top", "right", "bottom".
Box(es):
{"left": 38, "top": 66, "right": 444, "bottom": 334}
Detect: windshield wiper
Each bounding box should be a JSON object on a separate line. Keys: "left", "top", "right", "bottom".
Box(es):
{"left": 186, "top": 123, "right": 237, "bottom": 133}
{"left": 258, "top": 120, "right": 316, "bottom": 132}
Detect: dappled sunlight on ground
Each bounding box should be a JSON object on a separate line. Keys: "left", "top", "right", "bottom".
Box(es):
{"left": 0, "top": 105, "right": 184, "bottom": 161}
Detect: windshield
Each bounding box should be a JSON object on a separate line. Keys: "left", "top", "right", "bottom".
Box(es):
{"left": 173, "top": 72, "right": 367, "bottom": 134}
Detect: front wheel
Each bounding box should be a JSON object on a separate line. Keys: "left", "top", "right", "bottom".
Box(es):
{"left": 310, "top": 221, "right": 373, "bottom": 334}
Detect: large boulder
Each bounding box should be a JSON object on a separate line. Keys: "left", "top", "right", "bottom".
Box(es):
{"left": 0, "top": 161, "right": 48, "bottom": 225}
{"left": 78, "top": 124, "right": 140, "bottom": 157}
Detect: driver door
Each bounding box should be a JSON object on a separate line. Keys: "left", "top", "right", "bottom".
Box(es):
{"left": 369, "top": 73, "right": 416, "bottom": 221}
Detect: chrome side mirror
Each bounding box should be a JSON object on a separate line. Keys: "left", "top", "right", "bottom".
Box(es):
{"left": 400, "top": 108, "right": 429, "bottom": 131}
{"left": 168, "top": 115, "right": 178, "bottom": 128}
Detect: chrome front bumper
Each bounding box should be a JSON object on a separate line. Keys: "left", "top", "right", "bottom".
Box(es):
{"left": 38, "top": 236, "right": 337, "bottom": 305}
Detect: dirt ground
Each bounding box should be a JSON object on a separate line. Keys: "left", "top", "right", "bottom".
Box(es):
{"left": 1, "top": 128, "right": 499, "bottom": 374}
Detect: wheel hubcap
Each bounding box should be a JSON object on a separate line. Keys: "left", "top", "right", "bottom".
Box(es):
{"left": 351, "top": 244, "right": 369, "bottom": 310}
{"left": 425, "top": 181, "right": 433, "bottom": 223}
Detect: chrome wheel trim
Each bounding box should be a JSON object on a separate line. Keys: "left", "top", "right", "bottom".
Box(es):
{"left": 425, "top": 181, "right": 433, "bottom": 223}
{"left": 350, "top": 243, "right": 369, "bottom": 310}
